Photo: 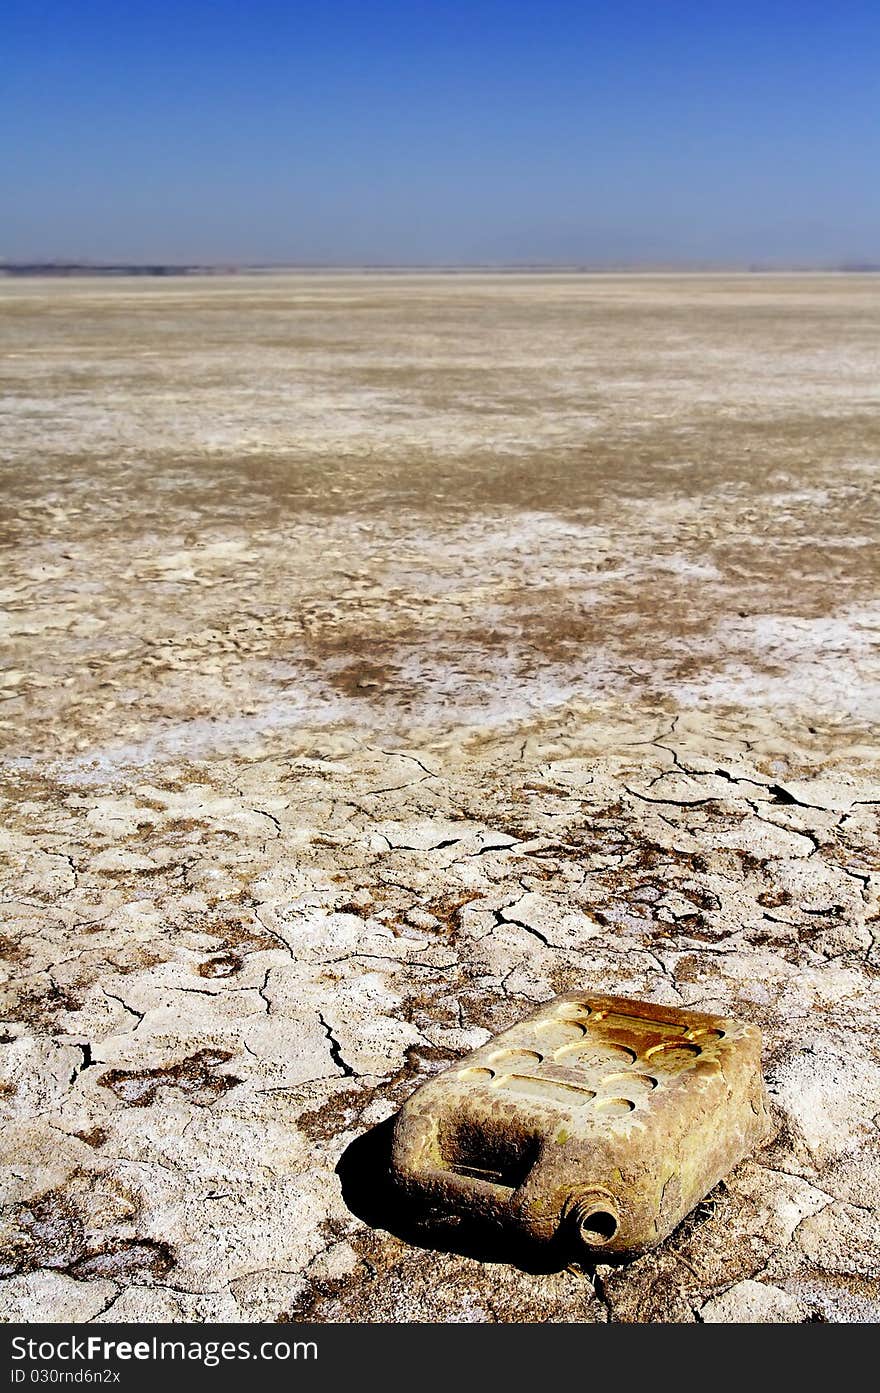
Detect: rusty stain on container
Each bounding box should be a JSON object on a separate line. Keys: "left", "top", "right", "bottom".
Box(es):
{"left": 390, "top": 992, "right": 774, "bottom": 1258}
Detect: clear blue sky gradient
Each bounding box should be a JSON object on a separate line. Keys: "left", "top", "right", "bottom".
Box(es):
{"left": 3, "top": 0, "right": 878, "bottom": 264}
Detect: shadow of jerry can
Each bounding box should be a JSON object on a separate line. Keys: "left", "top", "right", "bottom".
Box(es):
{"left": 391, "top": 992, "right": 774, "bottom": 1258}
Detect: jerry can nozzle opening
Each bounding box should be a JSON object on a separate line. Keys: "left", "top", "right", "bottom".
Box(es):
{"left": 564, "top": 1187, "right": 620, "bottom": 1252}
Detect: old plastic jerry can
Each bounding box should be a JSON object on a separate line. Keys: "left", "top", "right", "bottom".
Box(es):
{"left": 391, "top": 991, "right": 774, "bottom": 1258}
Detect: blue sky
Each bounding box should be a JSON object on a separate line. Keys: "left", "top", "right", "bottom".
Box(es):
{"left": 3, "top": 1, "right": 878, "bottom": 264}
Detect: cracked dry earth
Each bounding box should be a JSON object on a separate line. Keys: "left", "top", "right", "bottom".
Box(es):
{"left": 1, "top": 273, "right": 879, "bottom": 1324}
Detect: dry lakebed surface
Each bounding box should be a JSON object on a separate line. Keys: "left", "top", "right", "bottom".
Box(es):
{"left": 1, "top": 272, "right": 879, "bottom": 1323}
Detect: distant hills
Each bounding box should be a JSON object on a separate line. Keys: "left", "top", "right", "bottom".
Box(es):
{"left": 0, "top": 263, "right": 235, "bottom": 277}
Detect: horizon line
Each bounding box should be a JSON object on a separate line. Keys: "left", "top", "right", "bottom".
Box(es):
{"left": 3, "top": 259, "right": 880, "bottom": 278}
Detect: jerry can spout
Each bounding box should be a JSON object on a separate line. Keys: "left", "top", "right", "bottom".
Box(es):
{"left": 563, "top": 1187, "right": 621, "bottom": 1250}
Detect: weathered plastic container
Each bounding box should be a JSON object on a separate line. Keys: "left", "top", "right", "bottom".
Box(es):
{"left": 391, "top": 991, "right": 774, "bottom": 1257}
